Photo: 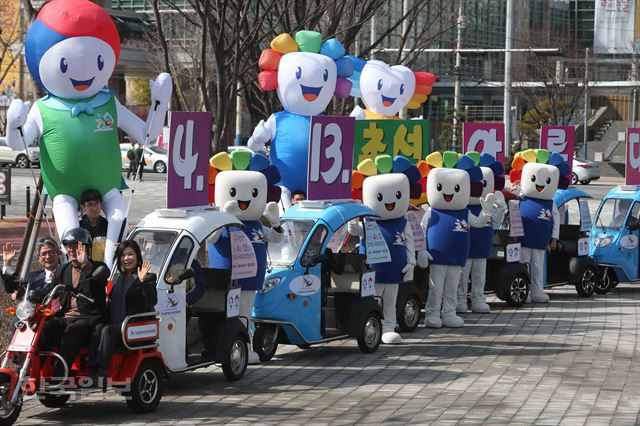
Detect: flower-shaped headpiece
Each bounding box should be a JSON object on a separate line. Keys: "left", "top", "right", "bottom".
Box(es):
{"left": 424, "top": 151, "right": 485, "bottom": 197}
{"left": 352, "top": 154, "right": 422, "bottom": 200}
{"left": 510, "top": 149, "right": 571, "bottom": 190}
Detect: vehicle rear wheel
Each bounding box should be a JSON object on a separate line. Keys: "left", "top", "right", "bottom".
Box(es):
{"left": 594, "top": 268, "right": 614, "bottom": 295}
{"left": 38, "top": 392, "right": 70, "bottom": 408}
{"left": 154, "top": 161, "right": 166, "bottom": 173}
{"left": 222, "top": 334, "right": 248, "bottom": 381}
{"left": 357, "top": 312, "right": 381, "bottom": 354}
{"left": 572, "top": 173, "right": 578, "bottom": 185}
{"left": 14, "top": 154, "right": 28, "bottom": 169}
{"left": 253, "top": 324, "right": 278, "bottom": 362}
{"left": 574, "top": 265, "right": 597, "bottom": 297}
{"left": 0, "top": 379, "right": 21, "bottom": 426}
{"left": 580, "top": 180, "right": 590, "bottom": 185}
{"left": 125, "top": 360, "right": 163, "bottom": 413}
{"left": 397, "top": 295, "right": 421, "bottom": 332}
{"left": 504, "top": 274, "right": 529, "bottom": 307}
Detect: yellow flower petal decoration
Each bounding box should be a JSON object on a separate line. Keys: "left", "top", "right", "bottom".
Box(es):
{"left": 425, "top": 151, "right": 443, "bottom": 168}
{"left": 209, "top": 152, "right": 233, "bottom": 171}
{"left": 270, "top": 33, "right": 299, "bottom": 54}
{"left": 521, "top": 149, "right": 537, "bottom": 164}
{"left": 357, "top": 158, "right": 378, "bottom": 176}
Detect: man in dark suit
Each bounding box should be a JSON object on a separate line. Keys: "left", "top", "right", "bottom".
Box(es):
{"left": 2, "top": 238, "right": 61, "bottom": 300}
{"left": 37, "top": 228, "right": 107, "bottom": 381}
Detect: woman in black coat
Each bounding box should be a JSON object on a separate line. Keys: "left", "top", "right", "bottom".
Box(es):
{"left": 92, "top": 240, "right": 157, "bottom": 380}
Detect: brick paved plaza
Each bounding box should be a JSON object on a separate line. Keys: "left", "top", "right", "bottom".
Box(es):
{"left": 13, "top": 284, "right": 639, "bottom": 425}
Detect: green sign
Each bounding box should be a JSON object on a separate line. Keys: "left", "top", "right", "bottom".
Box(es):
{"left": 352, "top": 119, "right": 430, "bottom": 168}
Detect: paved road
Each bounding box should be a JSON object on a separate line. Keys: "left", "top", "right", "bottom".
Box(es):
{"left": 13, "top": 284, "right": 640, "bottom": 425}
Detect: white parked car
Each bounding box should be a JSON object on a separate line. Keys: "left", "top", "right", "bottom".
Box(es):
{"left": 0, "top": 136, "right": 39, "bottom": 168}
{"left": 572, "top": 157, "right": 601, "bottom": 185}
{"left": 119, "top": 144, "right": 168, "bottom": 173}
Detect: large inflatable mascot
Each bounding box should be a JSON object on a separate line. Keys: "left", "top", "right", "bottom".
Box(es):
{"left": 6, "top": 0, "right": 172, "bottom": 265}
{"left": 350, "top": 155, "right": 427, "bottom": 344}
{"left": 209, "top": 150, "right": 283, "bottom": 362}
{"left": 420, "top": 152, "right": 495, "bottom": 328}
{"left": 510, "top": 149, "right": 570, "bottom": 303}
{"left": 247, "top": 31, "right": 353, "bottom": 209}
{"left": 457, "top": 153, "right": 507, "bottom": 314}
{"left": 347, "top": 57, "right": 435, "bottom": 119}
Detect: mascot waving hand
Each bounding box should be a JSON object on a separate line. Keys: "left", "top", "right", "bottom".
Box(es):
{"left": 6, "top": 0, "right": 172, "bottom": 265}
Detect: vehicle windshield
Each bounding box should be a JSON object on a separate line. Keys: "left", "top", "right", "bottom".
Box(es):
{"left": 148, "top": 146, "right": 167, "bottom": 155}
{"left": 594, "top": 198, "right": 633, "bottom": 230}
{"left": 267, "top": 220, "right": 315, "bottom": 267}
{"left": 129, "top": 229, "right": 179, "bottom": 274}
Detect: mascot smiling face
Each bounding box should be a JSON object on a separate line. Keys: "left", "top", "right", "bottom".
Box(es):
{"left": 277, "top": 52, "right": 337, "bottom": 117}
{"left": 521, "top": 163, "right": 559, "bottom": 201}
{"left": 426, "top": 168, "right": 470, "bottom": 211}
{"left": 215, "top": 170, "right": 268, "bottom": 221}
{"left": 359, "top": 60, "right": 416, "bottom": 117}
{"left": 362, "top": 174, "right": 410, "bottom": 220}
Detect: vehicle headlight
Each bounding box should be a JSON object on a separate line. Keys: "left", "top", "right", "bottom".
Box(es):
{"left": 16, "top": 301, "right": 35, "bottom": 321}
{"left": 598, "top": 237, "right": 613, "bottom": 248}
{"left": 260, "top": 277, "right": 282, "bottom": 294}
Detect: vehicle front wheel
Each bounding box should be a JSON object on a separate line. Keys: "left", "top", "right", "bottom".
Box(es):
{"left": 357, "top": 312, "right": 381, "bottom": 354}
{"left": 253, "top": 325, "right": 278, "bottom": 362}
{"left": 38, "top": 392, "right": 70, "bottom": 408}
{"left": 125, "top": 360, "right": 163, "bottom": 413}
{"left": 594, "top": 268, "right": 615, "bottom": 295}
{"left": 397, "top": 295, "right": 421, "bottom": 332}
{"left": 0, "top": 379, "right": 22, "bottom": 426}
{"left": 222, "top": 334, "right": 248, "bottom": 381}
{"left": 574, "top": 265, "right": 597, "bottom": 297}
{"left": 504, "top": 274, "right": 529, "bottom": 307}
{"left": 14, "top": 154, "right": 29, "bottom": 169}
{"left": 154, "top": 161, "right": 166, "bottom": 173}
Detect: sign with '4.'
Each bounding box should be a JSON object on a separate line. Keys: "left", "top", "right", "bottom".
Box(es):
{"left": 626, "top": 128, "right": 640, "bottom": 185}
{"left": 307, "top": 116, "right": 355, "bottom": 201}
{"left": 540, "top": 125, "right": 575, "bottom": 171}
{"left": 463, "top": 123, "right": 505, "bottom": 165}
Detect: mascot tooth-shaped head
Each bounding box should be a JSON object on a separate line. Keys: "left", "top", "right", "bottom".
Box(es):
{"left": 353, "top": 155, "right": 422, "bottom": 220}
{"left": 424, "top": 151, "right": 485, "bottom": 210}
{"left": 347, "top": 57, "right": 436, "bottom": 118}
{"left": 464, "top": 152, "right": 505, "bottom": 205}
{"left": 510, "top": 149, "right": 570, "bottom": 201}
{"left": 257, "top": 31, "right": 353, "bottom": 116}
{"left": 25, "top": 0, "right": 120, "bottom": 99}
{"left": 210, "top": 150, "right": 282, "bottom": 221}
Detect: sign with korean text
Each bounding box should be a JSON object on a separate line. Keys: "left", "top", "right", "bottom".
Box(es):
{"left": 307, "top": 116, "right": 355, "bottom": 200}
{"left": 463, "top": 123, "right": 505, "bottom": 165}
{"left": 406, "top": 209, "right": 427, "bottom": 251}
{"left": 167, "top": 112, "right": 212, "bottom": 208}
{"left": 626, "top": 128, "right": 640, "bottom": 185}
{"left": 540, "top": 125, "right": 575, "bottom": 170}
{"left": 353, "top": 119, "right": 429, "bottom": 168}
{"left": 508, "top": 200, "right": 525, "bottom": 237}
{"left": 577, "top": 238, "right": 589, "bottom": 257}
{"left": 506, "top": 243, "right": 521, "bottom": 263}
{"left": 579, "top": 199, "right": 593, "bottom": 232}
{"left": 360, "top": 271, "right": 376, "bottom": 298}
{"left": 0, "top": 168, "right": 11, "bottom": 204}
{"left": 594, "top": 0, "right": 635, "bottom": 54}
{"left": 227, "top": 287, "right": 241, "bottom": 318}
{"left": 364, "top": 221, "right": 391, "bottom": 264}
{"left": 230, "top": 230, "right": 258, "bottom": 279}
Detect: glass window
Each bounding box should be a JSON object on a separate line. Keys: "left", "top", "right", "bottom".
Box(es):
{"left": 300, "top": 225, "right": 328, "bottom": 267}
{"left": 130, "top": 230, "right": 179, "bottom": 275}
{"left": 164, "top": 236, "right": 194, "bottom": 283}
{"left": 267, "top": 220, "right": 315, "bottom": 267}
{"left": 594, "top": 198, "right": 633, "bottom": 230}
{"left": 148, "top": 146, "right": 167, "bottom": 154}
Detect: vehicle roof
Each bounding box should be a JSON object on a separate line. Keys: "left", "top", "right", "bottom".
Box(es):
{"left": 135, "top": 207, "right": 242, "bottom": 242}
{"left": 554, "top": 188, "right": 592, "bottom": 207}
{"left": 605, "top": 185, "right": 640, "bottom": 200}
{"left": 283, "top": 200, "right": 377, "bottom": 231}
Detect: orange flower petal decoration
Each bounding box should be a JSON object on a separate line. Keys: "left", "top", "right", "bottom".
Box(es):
{"left": 511, "top": 154, "right": 526, "bottom": 172}
{"left": 417, "top": 160, "right": 430, "bottom": 178}
{"left": 352, "top": 170, "right": 365, "bottom": 190}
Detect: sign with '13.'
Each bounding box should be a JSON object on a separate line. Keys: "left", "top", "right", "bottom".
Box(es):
{"left": 307, "top": 116, "right": 355, "bottom": 201}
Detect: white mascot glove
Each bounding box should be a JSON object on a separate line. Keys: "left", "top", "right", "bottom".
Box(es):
{"left": 149, "top": 73, "right": 173, "bottom": 105}
{"left": 222, "top": 200, "right": 241, "bottom": 217}
{"left": 493, "top": 190, "right": 507, "bottom": 211}
{"left": 247, "top": 119, "right": 271, "bottom": 152}
{"left": 7, "top": 99, "right": 28, "bottom": 130}
{"left": 416, "top": 250, "right": 433, "bottom": 269}
{"left": 480, "top": 192, "right": 496, "bottom": 216}
{"left": 263, "top": 202, "right": 280, "bottom": 228}
{"left": 401, "top": 264, "right": 415, "bottom": 282}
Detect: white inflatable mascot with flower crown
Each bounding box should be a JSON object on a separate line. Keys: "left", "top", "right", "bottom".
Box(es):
{"left": 420, "top": 152, "right": 495, "bottom": 328}
{"left": 5, "top": 0, "right": 172, "bottom": 265}
{"left": 248, "top": 30, "right": 353, "bottom": 209}
{"left": 509, "top": 149, "right": 570, "bottom": 303}
{"left": 350, "top": 155, "right": 429, "bottom": 344}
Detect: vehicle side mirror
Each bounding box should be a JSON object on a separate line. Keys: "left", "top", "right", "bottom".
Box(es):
{"left": 627, "top": 217, "right": 640, "bottom": 231}
{"left": 166, "top": 268, "right": 195, "bottom": 285}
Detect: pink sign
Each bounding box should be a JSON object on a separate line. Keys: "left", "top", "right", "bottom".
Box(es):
{"left": 167, "top": 112, "right": 212, "bottom": 208}
{"left": 463, "top": 123, "right": 505, "bottom": 165}
{"left": 540, "top": 125, "right": 575, "bottom": 170}
{"left": 230, "top": 230, "right": 258, "bottom": 279}
{"left": 307, "top": 116, "right": 355, "bottom": 201}
{"left": 626, "top": 128, "right": 640, "bottom": 184}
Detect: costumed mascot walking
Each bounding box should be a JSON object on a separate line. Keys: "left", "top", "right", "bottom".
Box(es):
{"left": 208, "top": 150, "right": 283, "bottom": 362}
{"left": 350, "top": 155, "right": 428, "bottom": 344}
{"left": 247, "top": 30, "right": 353, "bottom": 209}
{"left": 420, "top": 152, "right": 495, "bottom": 328}
{"left": 6, "top": 0, "right": 172, "bottom": 265}
{"left": 509, "top": 149, "right": 570, "bottom": 303}
{"left": 457, "top": 153, "right": 507, "bottom": 314}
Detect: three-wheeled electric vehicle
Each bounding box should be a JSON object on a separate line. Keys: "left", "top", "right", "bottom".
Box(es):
{"left": 252, "top": 200, "right": 383, "bottom": 361}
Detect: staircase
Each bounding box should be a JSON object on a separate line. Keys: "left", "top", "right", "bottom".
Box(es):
{"left": 583, "top": 120, "right": 631, "bottom": 162}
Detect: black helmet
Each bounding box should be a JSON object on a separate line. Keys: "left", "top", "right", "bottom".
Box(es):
{"left": 61, "top": 227, "right": 92, "bottom": 246}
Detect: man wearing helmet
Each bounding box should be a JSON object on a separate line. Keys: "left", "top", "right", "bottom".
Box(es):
{"left": 37, "top": 227, "right": 108, "bottom": 382}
